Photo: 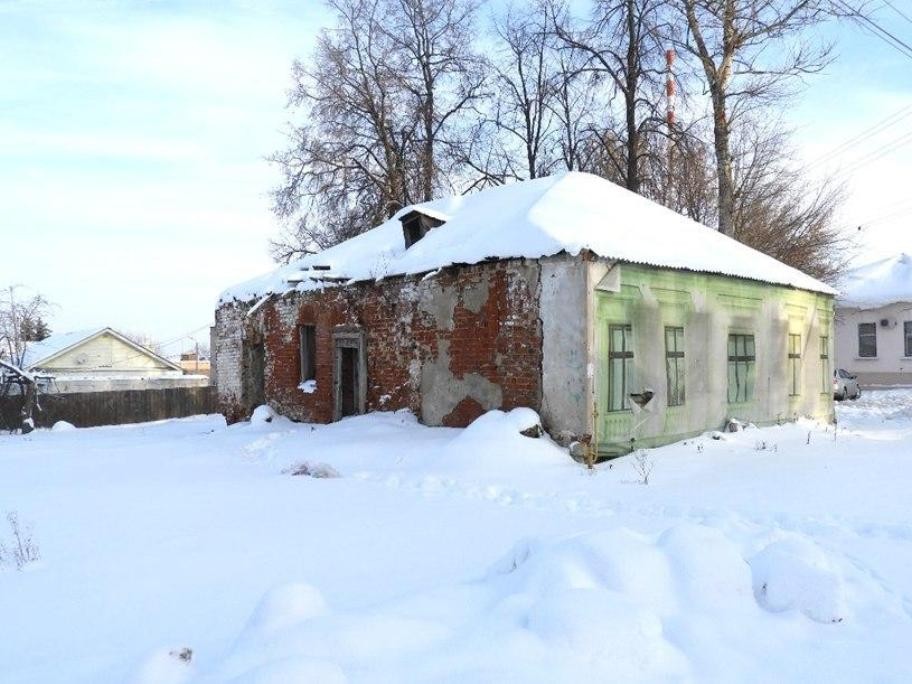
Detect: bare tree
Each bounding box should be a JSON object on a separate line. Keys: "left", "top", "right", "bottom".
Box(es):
{"left": 490, "top": 5, "right": 558, "bottom": 179}
{"left": 270, "top": 0, "right": 486, "bottom": 260}
{"left": 673, "top": 0, "right": 833, "bottom": 236}
{"left": 730, "top": 124, "right": 849, "bottom": 281}
{"left": 383, "top": 0, "right": 488, "bottom": 200}
{"left": 0, "top": 286, "right": 51, "bottom": 369}
{"left": 549, "top": 47, "right": 601, "bottom": 172}
{"left": 552, "top": 0, "right": 669, "bottom": 193}
{"left": 270, "top": 0, "right": 414, "bottom": 260}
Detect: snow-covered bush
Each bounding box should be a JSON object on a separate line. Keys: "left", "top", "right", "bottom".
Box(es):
{"left": 0, "top": 511, "right": 39, "bottom": 570}
{"left": 51, "top": 420, "right": 76, "bottom": 432}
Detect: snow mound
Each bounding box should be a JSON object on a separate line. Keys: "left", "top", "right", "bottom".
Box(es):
{"left": 51, "top": 420, "right": 76, "bottom": 432}
{"left": 440, "top": 408, "right": 566, "bottom": 472}
{"left": 243, "top": 583, "right": 328, "bottom": 637}
{"left": 129, "top": 648, "right": 194, "bottom": 684}
{"left": 226, "top": 657, "right": 347, "bottom": 684}
{"left": 250, "top": 405, "right": 276, "bottom": 424}
{"left": 209, "top": 525, "right": 781, "bottom": 681}
{"left": 658, "top": 524, "right": 753, "bottom": 610}
{"left": 454, "top": 408, "right": 542, "bottom": 443}
{"left": 750, "top": 537, "right": 848, "bottom": 624}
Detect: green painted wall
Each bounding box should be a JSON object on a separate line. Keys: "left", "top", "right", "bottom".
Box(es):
{"left": 592, "top": 263, "right": 835, "bottom": 456}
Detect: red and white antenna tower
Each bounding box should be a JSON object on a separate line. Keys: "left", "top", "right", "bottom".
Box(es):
{"left": 665, "top": 48, "right": 676, "bottom": 131}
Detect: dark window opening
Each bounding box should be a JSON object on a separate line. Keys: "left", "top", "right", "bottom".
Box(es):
{"left": 858, "top": 323, "right": 877, "bottom": 358}
{"left": 905, "top": 322, "right": 912, "bottom": 358}
{"left": 665, "top": 326, "right": 685, "bottom": 407}
{"left": 403, "top": 217, "right": 424, "bottom": 248}
{"left": 299, "top": 325, "right": 316, "bottom": 382}
{"left": 400, "top": 210, "right": 445, "bottom": 248}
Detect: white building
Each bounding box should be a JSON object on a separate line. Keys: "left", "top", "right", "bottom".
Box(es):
{"left": 836, "top": 253, "right": 912, "bottom": 386}
{"left": 22, "top": 328, "right": 208, "bottom": 393}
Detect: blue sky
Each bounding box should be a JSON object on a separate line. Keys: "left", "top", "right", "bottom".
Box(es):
{"left": 1, "top": 1, "right": 910, "bottom": 349}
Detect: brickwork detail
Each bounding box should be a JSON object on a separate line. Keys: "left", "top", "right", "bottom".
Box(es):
{"left": 214, "top": 259, "right": 543, "bottom": 427}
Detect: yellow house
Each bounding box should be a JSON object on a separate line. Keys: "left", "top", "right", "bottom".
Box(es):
{"left": 24, "top": 328, "right": 208, "bottom": 393}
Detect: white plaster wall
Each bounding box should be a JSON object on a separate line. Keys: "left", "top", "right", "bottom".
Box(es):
{"left": 539, "top": 255, "right": 589, "bottom": 441}
{"left": 836, "top": 302, "right": 912, "bottom": 384}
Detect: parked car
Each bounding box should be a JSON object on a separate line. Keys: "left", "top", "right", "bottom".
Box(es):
{"left": 834, "top": 369, "right": 861, "bottom": 401}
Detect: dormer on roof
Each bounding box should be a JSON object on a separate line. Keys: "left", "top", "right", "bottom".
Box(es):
{"left": 400, "top": 209, "right": 445, "bottom": 249}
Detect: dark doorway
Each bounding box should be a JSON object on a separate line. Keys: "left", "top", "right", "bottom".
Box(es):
{"left": 333, "top": 329, "right": 366, "bottom": 420}
{"left": 245, "top": 342, "right": 265, "bottom": 409}
{"left": 339, "top": 347, "right": 358, "bottom": 417}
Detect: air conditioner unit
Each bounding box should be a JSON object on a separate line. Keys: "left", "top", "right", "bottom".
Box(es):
{"left": 880, "top": 318, "right": 893, "bottom": 328}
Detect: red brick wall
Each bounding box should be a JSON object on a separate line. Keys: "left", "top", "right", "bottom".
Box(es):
{"left": 230, "top": 259, "right": 543, "bottom": 427}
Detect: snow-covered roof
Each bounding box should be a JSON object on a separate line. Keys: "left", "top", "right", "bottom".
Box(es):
{"left": 221, "top": 172, "right": 835, "bottom": 304}
{"left": 838, "top": 253, "right": 912, "bottom": 309}
{"left": 23, "top": 327, "right": 183, "bottom": 372}
{"left": 21, "top": 328, "right": 102, "bottom": 369}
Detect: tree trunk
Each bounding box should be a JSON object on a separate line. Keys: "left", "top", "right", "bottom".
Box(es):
{"left": 711, "top": 86, "right": 734, "bottom": 236}
{"left": 624, "top": 0, "right": 640, "bottom": 193}
{"left": 20, "top": 382, "right": 36, "bottom": 434}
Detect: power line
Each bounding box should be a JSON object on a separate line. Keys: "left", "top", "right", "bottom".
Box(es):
{"left": 838, "top": 199, "right": 912, "bottom": 233}
{"left": 883, "top": 0, "right": 912, "bottom": 27}
{"left": 107, "top": 325, "right": 212, "bottom": 366}
{"left": 832, "top": 0, "right": 912, "bottom": 59}
{"left": 850, "top": 127, "right": 912, "bottom": 170}
{"left": 806, "top": 103, "right": 912, "bottom": 168}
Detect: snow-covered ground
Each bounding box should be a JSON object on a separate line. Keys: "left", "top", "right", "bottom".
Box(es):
{"left": 2, "top": 393, "right": 912, "bottom": 683}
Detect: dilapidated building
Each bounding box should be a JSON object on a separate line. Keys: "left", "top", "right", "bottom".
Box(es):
{"left": 214, "top": 173, "right": 835, "bottom": 456}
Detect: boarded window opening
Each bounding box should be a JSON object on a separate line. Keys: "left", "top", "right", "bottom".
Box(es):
{"left": 299, "top": 325, "right": 316, "bottom": 382}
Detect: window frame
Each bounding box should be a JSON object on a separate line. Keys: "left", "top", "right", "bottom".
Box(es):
{"left": 858, "top": 322, "right": 877, "bottom": 358}
{"left": 607, "top": 324, "right": 634, "bottom": 412}
{"left": 905, "top": 322, "right": 912, "bottom": 358}
{"left": 298, "top": 324, "right": 317, "bottom": 383}
{"left": 788, "top": 333, "right": 802, "bottom": 397}
{"left": 664, "top": 326, "right": 685, "bottom": 407}
{"left": 727, "top": 333, "right": 756, "bottom": 404}
{"left": 819, "top": 335, "right": 829, "bottom": 394}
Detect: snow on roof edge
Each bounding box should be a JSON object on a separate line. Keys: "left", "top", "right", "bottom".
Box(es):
{"left": 836, "top": 253, "right": 912, "bottom": 310}
{"left": 219, "top": 173, "right": 836, "bottom": 306}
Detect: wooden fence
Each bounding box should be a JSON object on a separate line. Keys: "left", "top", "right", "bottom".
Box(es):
{"left": 0, "top": 386, "right": 218, "bottom": 430}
